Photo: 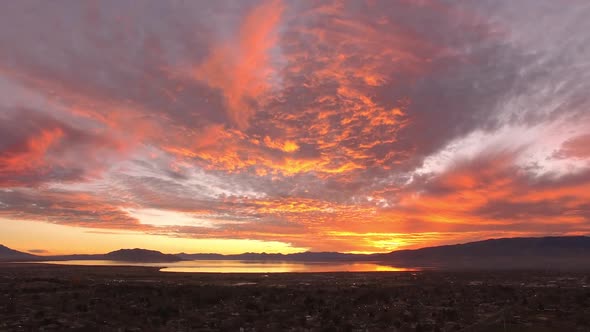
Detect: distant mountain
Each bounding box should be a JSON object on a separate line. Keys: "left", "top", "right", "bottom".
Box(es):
{"left": 0, "top": 244, "right": 38, "bottom": 261}
{"left": 104, "top": 249, "right": 181, "bottom": 262}
{"left": 40, "top": 249, "right": 181, "bottom": 262}
{"left": 176, "top": 253, "right": 225, "bottom": 260}
{"left": 377, "top": 236, "right": 590, "bottom": 269}
{"left": 4, "top": 236, "right": 590, "bottom": 269}
{"left": 46, "top": 254, "right": 104, "bottom": 261}
{"left": 178, "top": 236, "right": 590, "bottom": 269}
{"left": 177, "top": 251, "right": 363, "bottom": 261}
{"left": 0, "top": 245, "right": 180, "bottom": 263}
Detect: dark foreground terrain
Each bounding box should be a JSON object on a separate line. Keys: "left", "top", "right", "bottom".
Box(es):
{"left": 1, "top": 264, "right": 590, "bottom": 331}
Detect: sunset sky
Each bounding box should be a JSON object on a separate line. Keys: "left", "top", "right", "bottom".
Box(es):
{"left": 1, "top": 0, "right": 589, "bottom": 255}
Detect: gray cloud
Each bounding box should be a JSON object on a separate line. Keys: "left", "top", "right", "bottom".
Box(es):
{"left": 28, "top": 249, "right": 49, "bottom": 254}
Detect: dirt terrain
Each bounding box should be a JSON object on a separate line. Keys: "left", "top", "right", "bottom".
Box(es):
{"left": 1, "top": 263, "right": 590, "bottom": 331}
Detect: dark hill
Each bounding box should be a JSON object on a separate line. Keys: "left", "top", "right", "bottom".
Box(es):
{"left": 105, "top": 249, "right": 181, "bottom": 262}
{"left": 0, "top": 244, "right": 38, "bottom": 261}
{"left": 379, "top": 236, "right": 590, "bottom": 269}
{"left": 0, "top": 246, "right": 181, "bottom": 262}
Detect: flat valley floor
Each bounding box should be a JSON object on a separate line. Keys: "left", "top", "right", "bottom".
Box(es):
{"left": 1, "top": 263, "right": 590, "bottom": 331}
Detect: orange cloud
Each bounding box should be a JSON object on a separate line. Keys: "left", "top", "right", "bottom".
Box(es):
{"left": 0, "top": 189, "right": 149, "bottom": 231}
{"left": 0, "top": 127, "right": 63, "bottom": 180}
{"left": 262, "top": 136, "right": 299, "bottom": 152}
{"left": 194, "top": 0, "right": 284, "bottom": 128}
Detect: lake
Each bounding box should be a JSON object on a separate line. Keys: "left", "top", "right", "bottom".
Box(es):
{"left": 40, "top": 260, "right": 417, "bottom": 273}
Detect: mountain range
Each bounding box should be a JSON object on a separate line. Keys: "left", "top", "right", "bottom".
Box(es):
{"left": 0, "top": 247, "right": 181, "bottom": 263}
{"left": 2, "top": 236, "right": 590, "bottom": 269}
{"left": 377, "top": 236, "right": 590, "bottom": 269}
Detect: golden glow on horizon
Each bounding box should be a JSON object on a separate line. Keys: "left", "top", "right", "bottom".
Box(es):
{"left": 0, "top": 218, "right": 306, "bottom": 255}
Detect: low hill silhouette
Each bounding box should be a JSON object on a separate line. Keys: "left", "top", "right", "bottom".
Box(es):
{"left": 377, "top": 236, "right": 590, "bottom": 269}
{"left": 0, "top": 244, "right": 37, "bottom": 261}
{"left": 2, "top": 236, "right": 590, "bottom": 268}
{"left": 0, "top": 246, "right": 181, "bottom": 262}
{"left": 105, "top": 248, "right": 181, "bottom": 262}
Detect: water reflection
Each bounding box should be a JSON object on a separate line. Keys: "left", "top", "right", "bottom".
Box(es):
{"left": 42, "top": 260, "right": 417, "bottom": 273}
{"left": 161, "top": 261, "right": 416, "bottom": 273}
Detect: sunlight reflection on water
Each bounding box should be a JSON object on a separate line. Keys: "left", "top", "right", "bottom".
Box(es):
{"left": 41, "top": 260, "right": 418, "bottom": 273}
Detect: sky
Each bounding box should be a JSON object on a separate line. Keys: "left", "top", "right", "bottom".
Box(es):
{"left": 1, "top": 0, "right": 589, "bottom": 255}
